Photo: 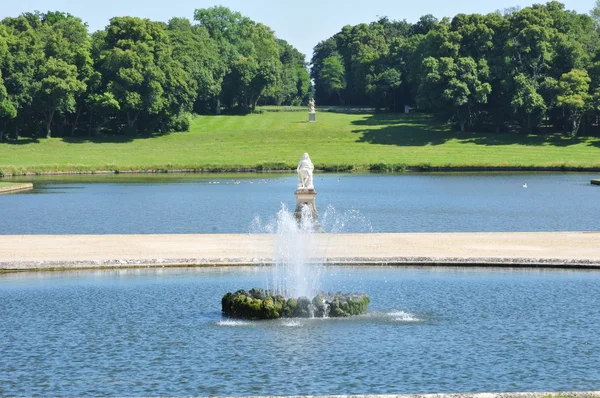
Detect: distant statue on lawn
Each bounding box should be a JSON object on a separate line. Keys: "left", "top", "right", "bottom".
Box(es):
{"left": 297, "top": 153, "right": 314, "bottom": 189}
{"left": 308, "top": 98, "right": 316, "bottom": 114}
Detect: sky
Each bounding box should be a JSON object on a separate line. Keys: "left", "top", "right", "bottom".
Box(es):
{"left": 1, "top": 0, "right": 595, "bottom": 61}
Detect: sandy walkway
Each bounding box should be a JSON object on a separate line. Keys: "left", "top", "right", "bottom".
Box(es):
{"left": 1, "top": 232, "right": 599, "bottom": 270}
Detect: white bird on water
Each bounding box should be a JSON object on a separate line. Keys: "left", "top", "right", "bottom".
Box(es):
{"left": 523, "top": 183, "right": 527, "bottom": 188}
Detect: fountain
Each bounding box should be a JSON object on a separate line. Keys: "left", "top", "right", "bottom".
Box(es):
{"left": 221, "top": 153, "right": 370, "bottom": 319}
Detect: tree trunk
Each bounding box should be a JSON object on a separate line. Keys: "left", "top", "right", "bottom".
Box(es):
{"left": 14, "top": 125, "right": 19, "bottom": 140}
{"left": 71, "top": 108, "right": 81, "bottom": 137}
{"left": 126, "top": 111, "right": 139, "bottom": 134}
{"left": 527, "top": 114, "right": 532, "bottom": 134}
{"left": 88, "top": 112, "right": 93, "bottom": 136}
{"left": 457, "top": 110, "right": 465, "bottom": 132}
{"left": 571, "top": 116, "right": 581, "bottom": 137}
{"left": 0, "top": 124, "right": 4, "bottom": 142}
{"left": 46, "top": 110, "right": 54, "bottom": 138}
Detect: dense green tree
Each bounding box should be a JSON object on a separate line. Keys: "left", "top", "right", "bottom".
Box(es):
{"left": 0, "top": 27, "right": 17, "bottom": 141}
{"left": 97, "top": 17, "right": 195, "bottom": 133}
{"left": 318, "top": 55, "right": 346, "bottom": 105}
{"left": 0, "top": 71, "right": 17, "bottom": 142}
{"left": 311, "top": 1, "right": 599, "bottom": 136}
{"left": 0, "top": 15, "right": 44, "bottom": 139}
{"left": 194, "top": 6, "right": 292, "bottom": 113}
{"left": 419, "top": 56, "right": 491, "bottom": 131}
{"left": 557, "top": 69, "right": 591, "bottom": 136}
{"left": 35, "top": 57, "right": 86, "bottom": 137}
{"left": 592, "top": 0, "right": 600, "bottom": 22}
{"left": 167, "top": 17, "right": 224, "bottom": 113}
{"left": 2, "top": 3, "right": 600, "bottom": 139}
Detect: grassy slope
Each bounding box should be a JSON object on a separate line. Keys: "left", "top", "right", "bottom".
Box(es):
{"left": 1, "top": 112, "right": 600, "bottom": 174}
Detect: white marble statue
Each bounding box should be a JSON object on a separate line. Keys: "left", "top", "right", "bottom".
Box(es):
{"left": 308, "top": 98, "right": 316, "bottom": 113}
{"left": 297, "top": 153, "right": 314, "bottom": 189}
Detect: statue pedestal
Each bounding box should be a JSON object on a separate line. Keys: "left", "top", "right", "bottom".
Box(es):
{"left": 294, "top": 188, "right": 318, "bottom": 222}
{"left": 308, "top": 112, "right": 316, "bottom": 122}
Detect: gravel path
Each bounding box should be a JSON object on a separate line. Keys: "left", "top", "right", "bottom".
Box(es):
{"left": 1, "top": 232, "right": 599, "bottom": 271}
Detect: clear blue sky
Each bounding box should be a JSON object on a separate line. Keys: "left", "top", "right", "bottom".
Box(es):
{"left": 1, "top": 0, "right": 594, "bottom": 61}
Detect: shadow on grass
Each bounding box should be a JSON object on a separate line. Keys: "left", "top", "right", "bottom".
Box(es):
{"left": 0, "top": 137, "right": 40, "bottom": 145}
{"left": 61, "top": 132, "right": 171, "bottom": 144}
{"left": 352, "top": 113, "right": 453, "bottom": 146}
{"left": 352, "top": 113, "right": 600, "bottom": 147}
{"left": 1, "top": 132, "right": 171, "bottom": 145}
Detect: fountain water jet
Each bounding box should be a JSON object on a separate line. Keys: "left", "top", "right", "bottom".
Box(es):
{"left": 222, "top": 153, "right": 370, "bottom": 319}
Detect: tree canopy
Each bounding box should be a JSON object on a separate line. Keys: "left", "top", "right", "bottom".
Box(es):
{"left": 0, "top": 7, "right": 310, "bottom": 140}
{"left": 312, "top": 1, "right": 600, "bottom": 136}
{"left": 3, "top": 3, "right": 600, "bottom": 139}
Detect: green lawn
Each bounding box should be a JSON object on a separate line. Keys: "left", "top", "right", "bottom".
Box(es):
{"left": 1, "top": 112, "right": 600, "bottom": 175}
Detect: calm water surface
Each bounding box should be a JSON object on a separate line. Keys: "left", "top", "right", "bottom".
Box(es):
{"left": 1, "top": 172, "right": 599, "bottom": 234}
{"left": 0, "top": 266, "right": 599, "bottom": 396}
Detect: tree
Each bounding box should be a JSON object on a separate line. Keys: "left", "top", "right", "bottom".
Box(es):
{"left": 557, "top": 69, "right": 591, "bottom": 136}
{"left": 35, "top": 57, "right": 85, "bottom": 137}
{"left": 0, "top": 15, "right": 45, "bottom": 139}
{"left": 194, "top": 7, "right": 282, "bottom": 113}
{"left": 318, "top": 55, "right": 346, "bottom": 105}
{"left": 311, "top": 37, "right": 339, "bottom": 104}
{"left": 511, "top": 73, "right": 547, "bottom": 133}
{"left": 366, "top": 68, "right": 401, "bottom": 110}
{"left": 167, "top": 17, "right": 224, "bottom": 113}
{"left": 419, "top": 57, "right": 491, "bottom": 132}
{"left": 591, "top": 0, "right": 600, "bottom": 22}
{"left": 98, "top": 17, "right": 195, "bottom": 133}
{"left": 0, "top": 27, "right": 17, "bottom": 142}
{"left": 0, "top": 70, "right": 17, "bottom": 142}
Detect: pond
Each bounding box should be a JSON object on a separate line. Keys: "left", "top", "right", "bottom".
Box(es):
{"left": 1, "top": 266, "right": 599, "bottom": 396}
{"left": 1, "top": 172, "right": 599, "bottom": 234}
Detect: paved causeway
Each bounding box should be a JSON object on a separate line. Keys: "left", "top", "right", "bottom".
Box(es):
{"left": 1, "top": 232, "right": 599, "bottom": 271}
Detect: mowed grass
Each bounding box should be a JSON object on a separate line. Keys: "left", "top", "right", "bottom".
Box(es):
{"left": 1, "top": 112, "right": 600, "bottom": 175}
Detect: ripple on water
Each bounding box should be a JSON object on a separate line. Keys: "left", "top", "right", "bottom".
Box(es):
{"left": 280, "top": 319, "right": 303, "bottom": 327}
{"left": 214, "top": 319, "right": 252, "bottom": 327}
{"left": 388, "top": 311, "right": 422, "bottom": 322}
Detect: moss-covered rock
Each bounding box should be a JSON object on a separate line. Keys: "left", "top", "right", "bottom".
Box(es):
{"left": 221, "top": 290, "right": 370, "bottom": 320}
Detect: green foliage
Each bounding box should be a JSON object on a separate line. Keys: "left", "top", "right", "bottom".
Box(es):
{"left": 319, "top": 55, "right": 346, "bottom": 104}
{"left": 0, "top": 6, "right": 309, "bottom": 138}
{"left": 222, "top": 289, "right": 370, "bottom": 319}
{"left": 312, "top": 2, "right": 600, "bottom": 135}
{"left": 168, "top": 112, "right": 192, "bottom": 132}
{"left": 557, "top": 69, "right": 591, "bottom": 136}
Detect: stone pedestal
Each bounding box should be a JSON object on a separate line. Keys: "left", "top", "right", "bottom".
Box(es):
{"left": 294, "top": 188, "right": 318, "bottom": 222}
{"left": 308, "top": 112, "right": 316, "bottom": 122}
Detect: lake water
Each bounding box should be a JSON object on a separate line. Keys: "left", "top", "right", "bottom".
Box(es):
{"left": 1, "top": 266, "right": 599, "bottom": 396}
{"left": 1, "top": 172, "right": 599, "bottom": 234}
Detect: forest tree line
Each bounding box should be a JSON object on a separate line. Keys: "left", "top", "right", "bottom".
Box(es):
{"left": 312, "top": 1, "right": 600, "bottom": 136}
{"left": 0, "top": 7, "right": 311, "bottom": 140}
{"left": 3, "top": 2, "right": 600, "bottom": 140}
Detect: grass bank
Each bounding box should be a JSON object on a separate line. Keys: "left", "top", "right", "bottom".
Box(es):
{"left": 1, "top": 112, "right": 600, "bottom": 176}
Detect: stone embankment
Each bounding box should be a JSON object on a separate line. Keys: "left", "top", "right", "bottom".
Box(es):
{"left": 1, "top": 232, "right": 599, "bottom": 271}
{"left": 240, "top": 393, "right": 600, "bottom": 398}
{"left": 0, "top": 183, "right": 33, "bottom": 194}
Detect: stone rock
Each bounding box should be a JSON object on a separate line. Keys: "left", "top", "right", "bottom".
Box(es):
{"left": 221, "top": 290, "right": 370, "bottom": 320}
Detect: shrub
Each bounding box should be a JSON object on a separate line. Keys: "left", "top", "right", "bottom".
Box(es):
{"left": 369, "top": 163, "right": 392, "bottom": 172}
{"left": 169, "top": 112, "right": 192, "bottom": 132}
